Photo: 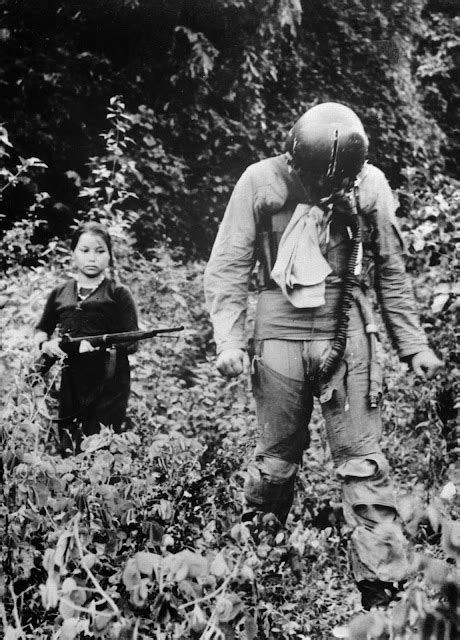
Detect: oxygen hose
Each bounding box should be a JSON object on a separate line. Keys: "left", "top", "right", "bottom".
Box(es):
{"left": 319, "top": 202, "right": 362, "bottom": 384}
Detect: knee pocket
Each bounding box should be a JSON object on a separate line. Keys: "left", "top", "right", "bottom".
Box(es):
{"left": 337, "top": 454, "right": 397, "bottom": 523}
{"left": 249, "top": 457, "right": 298, "bottom": 485}
{"left": 245, "top": 458, "right": 297, "bottom": 507}
{"left": 337, "top": 454, "right": 389, "bottom": 481}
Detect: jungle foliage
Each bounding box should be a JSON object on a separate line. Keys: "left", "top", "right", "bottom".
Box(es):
{"left": 1, "top": 172, "right": 459, "bottom": 638}
{"left": 0, "top": 0, "right": 459, "bottom": 257}
{"left": 1, "top": 1, "right": 459, "bottom": 639}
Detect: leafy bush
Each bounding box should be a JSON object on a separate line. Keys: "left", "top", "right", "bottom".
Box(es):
{"left": 1, "top": 0, "right": 456, "bottom": 258}
{"left": 396, "top": 173, "right": 459, "bottom": 481}
{"left": 417, "top": 6, "right": 460, "bottom": 175}
{"left": 0, "top": 124, "right": 49, "bottom": 271}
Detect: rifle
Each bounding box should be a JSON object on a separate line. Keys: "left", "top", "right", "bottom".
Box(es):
{"left": 31, "top": 326, "right": 184, "bottom": 378}
{"left": 59, "top": 325, "right": 184, "bottom": 352}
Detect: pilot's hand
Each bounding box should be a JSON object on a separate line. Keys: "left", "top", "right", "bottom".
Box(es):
{"left": 216, "top": 348, "right": 247, "bottom": 378}
{"left": 411, "top": 350, "right": 443, "bottom": 379}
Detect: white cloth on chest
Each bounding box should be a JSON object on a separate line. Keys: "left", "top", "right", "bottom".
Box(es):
{"left": 270, "top": 204, "right": 332, "bottom": 308}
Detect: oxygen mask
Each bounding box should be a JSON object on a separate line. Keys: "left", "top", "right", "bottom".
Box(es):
{"left": 320, "top": 180, "right": 360, "bottom": 218}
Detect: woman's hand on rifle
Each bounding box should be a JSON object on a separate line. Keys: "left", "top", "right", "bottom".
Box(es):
{"left": 40, "top": 338, "right": 67, "bottom": 359}
{"left": 78, "top": 339, "right": 99, "bottom": 353}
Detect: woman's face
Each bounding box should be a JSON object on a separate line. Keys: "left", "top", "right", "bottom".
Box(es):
{"left": 73, "top": 232, "right": 110, "bottom": 278}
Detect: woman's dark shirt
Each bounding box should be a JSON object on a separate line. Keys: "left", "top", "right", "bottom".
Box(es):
{"left": 36, "top": 277, "right": 138, "bottom": 445}
{"left": 36, "top": 277, "right": 138, "bottom": 347}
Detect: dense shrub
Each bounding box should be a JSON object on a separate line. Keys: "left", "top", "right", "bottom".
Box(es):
{"left": 1, "top": 0, "right": 456, "bottom": 258}
{"left": 417, "top": 1, "right": 460, "bottom": 175}
{"left": 1, "top": 231, "right": 459, "bottom": 638}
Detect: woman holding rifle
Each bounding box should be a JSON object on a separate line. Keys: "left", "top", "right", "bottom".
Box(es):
{"left": 34, "top": 222, "right": 138, "bottom": 455}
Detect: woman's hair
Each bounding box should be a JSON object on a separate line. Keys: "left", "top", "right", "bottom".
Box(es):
{"left": 70, "top": 222, "right": 114, "bottom": 265}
